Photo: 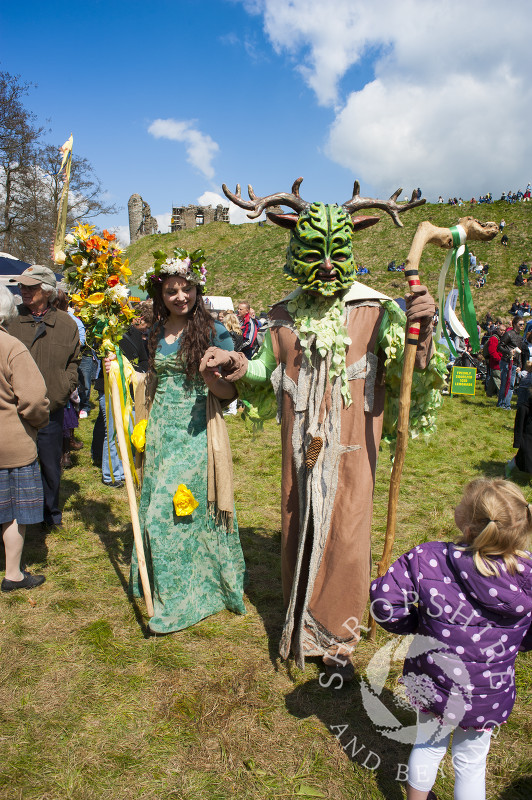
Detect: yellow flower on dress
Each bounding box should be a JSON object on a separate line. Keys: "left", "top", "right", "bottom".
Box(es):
{"left": 173, "top": 484, "right": 199, "bottom": 516}
{"left": 131, "top": 419, "right": 148, "bottom": 452}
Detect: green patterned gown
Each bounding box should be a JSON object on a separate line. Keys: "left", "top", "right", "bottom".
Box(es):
{"left": 130, "top": 323, "right": 246, "bottom": 633}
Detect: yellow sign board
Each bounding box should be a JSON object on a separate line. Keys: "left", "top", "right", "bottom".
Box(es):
{"left": 451, "top": 366, "right": 476, "bottom": 395}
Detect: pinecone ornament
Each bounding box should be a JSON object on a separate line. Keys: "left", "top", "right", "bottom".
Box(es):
{"left": 305, "top": 436, "right": 323, "bottom": 468}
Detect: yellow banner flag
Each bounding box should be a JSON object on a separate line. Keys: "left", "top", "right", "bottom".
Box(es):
{"left": 53, "top": 134, "right": 73, "bottom": 262}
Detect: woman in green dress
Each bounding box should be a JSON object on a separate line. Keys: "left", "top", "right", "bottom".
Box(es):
{"left": 129, "top": 249, "right": 246, "bottom": 633}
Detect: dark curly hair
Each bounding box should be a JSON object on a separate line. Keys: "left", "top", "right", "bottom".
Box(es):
{"left": 147, "top": 278, "right": 215, "bottom": 387}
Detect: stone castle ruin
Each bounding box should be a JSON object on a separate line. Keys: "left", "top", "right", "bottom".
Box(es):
{"left": 128, "top": 194, "right": 231, "bottom": 242}
{"left": 128, "top": 194, "right": 159, "bottom": 243}
{"left": 170, "top": 203, "right": 229, "bottom": 231}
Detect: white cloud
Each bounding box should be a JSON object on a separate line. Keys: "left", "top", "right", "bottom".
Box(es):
{"left": 148, "top": 119, "right": 219, "bottom": 180}
{"left": 243, "top": 0, "right": 532, "bottom": 199}
{"left": 155, "top": 212, "right": 172, "bottom": 234}
{"left": 197, "top": 190, "right": 262, "bottom": 224}
{"left": 111, "top": 225, "right": 130, "bottom": 247}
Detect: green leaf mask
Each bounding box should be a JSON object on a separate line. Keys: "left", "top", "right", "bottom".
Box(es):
{"left": 285, "top": 202, "right": 356, "bottom": 297}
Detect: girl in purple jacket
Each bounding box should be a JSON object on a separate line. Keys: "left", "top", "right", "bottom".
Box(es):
{"left": 370, "top": 479, "right": 532, "bottom": 800}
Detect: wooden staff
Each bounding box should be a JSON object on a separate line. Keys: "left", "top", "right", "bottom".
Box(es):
{"left": 368, "top": 217, "right": 498, "bottom": 641}
{"left": 109, "top": 373, "right": 154, "bottom": 618}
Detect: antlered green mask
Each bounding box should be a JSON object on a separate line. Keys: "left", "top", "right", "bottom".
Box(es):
{"left": 285, "top": 202, "right": 355, "bottom": 296}
{"left": 222, "top": 177, "right": 426, "bottom": 297}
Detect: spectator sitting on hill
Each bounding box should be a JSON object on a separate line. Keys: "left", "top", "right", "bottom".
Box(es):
{"left": 501, "top": 234, "right": 509, "bottom": 246}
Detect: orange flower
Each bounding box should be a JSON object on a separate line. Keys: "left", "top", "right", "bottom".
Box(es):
{"left": 107, "top": 275, "right": 120, "bottom": 287}
{"left": 102, "top": 229, "right": 117, "bottom": 242}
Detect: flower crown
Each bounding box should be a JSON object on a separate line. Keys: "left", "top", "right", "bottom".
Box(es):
{"left": 139, "top": 247, "right": 207, "bottom": 297}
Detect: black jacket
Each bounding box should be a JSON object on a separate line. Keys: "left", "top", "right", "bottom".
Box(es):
{"left": 497, "top": 329, "right": 527, "bottom": 368}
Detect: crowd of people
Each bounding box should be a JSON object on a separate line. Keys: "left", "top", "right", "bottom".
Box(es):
{"left": 0, "top": 263, "right": 271, "bottom": 597}
{"left": 2, "top": 240, "right": 532, "bottom": 800}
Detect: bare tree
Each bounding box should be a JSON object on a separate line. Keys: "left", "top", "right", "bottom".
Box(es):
{"left": 0, "top": 71, "right": 43, "bottom": 256}
{"left": 0, "top": 71, "right": 121, "bottom": 265}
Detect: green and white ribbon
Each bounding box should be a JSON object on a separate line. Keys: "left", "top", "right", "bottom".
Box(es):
{"left": 435, "top": 225, "right": 480, "bottom": 354}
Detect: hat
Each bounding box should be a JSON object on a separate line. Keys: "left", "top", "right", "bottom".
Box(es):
{"left": 10, "top": 265, "right": 57, "bottom": 289}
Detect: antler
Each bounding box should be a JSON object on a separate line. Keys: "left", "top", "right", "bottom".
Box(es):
{"left": 222, "top": 177, "right": 309, "bottom": 219}
{"left": 342, "top": 180, "right": 426, "bottom": 227}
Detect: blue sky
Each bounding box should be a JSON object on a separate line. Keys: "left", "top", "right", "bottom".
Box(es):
{"left": 1, "top": 0, "right": 531, "bottom": 243}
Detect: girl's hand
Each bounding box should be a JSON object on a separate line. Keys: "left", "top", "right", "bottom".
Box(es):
{"left": 104, "top": 353, "right": 117, "bottom": 374}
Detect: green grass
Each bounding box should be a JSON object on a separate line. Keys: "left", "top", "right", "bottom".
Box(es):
{"left": 126, "top": 201, "right": 532, "bottom": 320}
{"left": 3, "top": 206, "right": 532, "bottom": 797}
{"left": 0, "top": 387, "right": 531, "bottom": 800}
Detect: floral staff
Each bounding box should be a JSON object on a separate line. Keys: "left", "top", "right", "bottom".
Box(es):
{"left": 57, "top": 224, "right": 154, "bottom": 617}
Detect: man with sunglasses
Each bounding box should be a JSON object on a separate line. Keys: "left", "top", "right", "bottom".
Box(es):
{"left": 8, "top": 266, "right": 80, "bottom": 528}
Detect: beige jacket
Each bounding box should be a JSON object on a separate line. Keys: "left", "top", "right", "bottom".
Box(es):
{"left": 0, "top": 326, "right": 50, "bottom": 468}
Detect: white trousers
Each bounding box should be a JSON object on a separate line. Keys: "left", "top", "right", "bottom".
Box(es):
{"left": 408, "top": 712, "right": 493, "bottom": 800}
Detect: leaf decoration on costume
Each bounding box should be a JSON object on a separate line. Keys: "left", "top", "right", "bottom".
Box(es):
{"left": 288, "top": 291, "right": 352, "bottom": 406}
{"left": 378, "top": 300, "right": 448, "bottom": 452}
{"left": 131, "top": 419, "right": 148, "bottom": 452}
{"left": 173, "top": 484, "right": 199, "bottom": 516}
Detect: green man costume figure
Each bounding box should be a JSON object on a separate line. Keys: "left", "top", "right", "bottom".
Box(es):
{"left": 202, "top": 179, "right": 443, "bottom": 682}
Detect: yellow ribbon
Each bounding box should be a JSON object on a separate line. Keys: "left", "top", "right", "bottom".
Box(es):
{"left": 103, "top": 350, "right": 139, "bottom": 486}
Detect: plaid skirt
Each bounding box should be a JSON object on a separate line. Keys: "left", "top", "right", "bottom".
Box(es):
{"left": 0, "top": 459, "right": 43, "bottom": 525}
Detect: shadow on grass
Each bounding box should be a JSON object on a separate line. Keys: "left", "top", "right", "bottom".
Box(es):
{"left": 498, "top": 776, "right": 532, "bottom": 799}
{"left": 476, "top": 459, "right": 532, "bottom": 486}
{"left": 285, "top": 676, "right": 411, "bottom": 800}
{"left": 239, "top": 525, "right": 285, "bottom": 669}
{"left": 67, "top": 485, "right": 150, "bottom": 636}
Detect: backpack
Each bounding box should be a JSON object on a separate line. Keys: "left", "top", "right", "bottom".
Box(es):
{"left": 482, "top": 335, "right": 493, "bottom": 360}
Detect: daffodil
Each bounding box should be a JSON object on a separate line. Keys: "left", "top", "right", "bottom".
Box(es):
{"left": 173, "top": 484, "right": 199, "bottom": 516}
{"left": 119, "top": 259, "right": 132, "bottom": 277}
{"left": 85, "top": 292, "right": 105, "bottom": 305}
{"left": 131, "top": 420, "right": 148, "bottom": 452}
{"left": 74, "top": 223, "right": 95, "bottom": 241}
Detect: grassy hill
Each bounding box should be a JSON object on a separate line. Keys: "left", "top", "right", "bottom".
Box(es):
{"left": 126, "top": 201, "right": 532, "bottom": 320}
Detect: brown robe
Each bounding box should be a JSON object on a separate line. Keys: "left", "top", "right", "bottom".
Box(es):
{"left": 223, "top": 289, "right": 432, "bottom": 667}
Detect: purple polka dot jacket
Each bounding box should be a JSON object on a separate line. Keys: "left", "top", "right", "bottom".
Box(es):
{"left": 370, "top": 542, "right": 532, "bottom": 729}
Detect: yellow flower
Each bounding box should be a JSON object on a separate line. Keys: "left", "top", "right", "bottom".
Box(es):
{"left": 119, "top": 259, "right": 132, "bottom": 277}
{"left": 173, "top": 484, "right": 199, "bottom": 516}
{"left": 70, "top": 293, "right": 85, "bottom": 304}
{"left": 85, "top": 292, "right": 106, "bottom": 305}
{"left": 73, "top": 223, "right": 95, "bottom": 241}
{"left": 131, "top": 419, "right": 148, "bottom": 452}
{"left": 120, "top": 304, "right": 135, "bottom": 319}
